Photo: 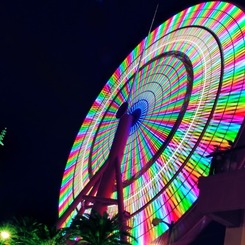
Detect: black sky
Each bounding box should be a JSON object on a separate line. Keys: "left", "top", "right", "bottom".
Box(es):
{"left": 0, "top": 0, "right": 244, "bottom": 243}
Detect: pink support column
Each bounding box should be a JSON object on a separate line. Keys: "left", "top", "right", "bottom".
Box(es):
{"left": 57, "top": 112, "right": 132, "bottom": 229}
{"left": 115, "top": 156, "right": 128, "bottom": 241}
{"left": 92, "top": 113, "right": 132, "bottom": 214}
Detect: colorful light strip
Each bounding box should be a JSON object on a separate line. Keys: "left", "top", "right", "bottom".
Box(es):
{"left": 59, "top": 2, "right": 245, "bottom": 244}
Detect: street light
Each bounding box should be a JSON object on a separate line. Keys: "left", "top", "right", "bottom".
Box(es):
{"left": 0, "top": 231, "right": 10, "bottom": 240}
{"left": 0, "top": 230, "right": 11, "bottom": 245}
{"left": 152, "top": 218, "right": 174, "bottom": 245}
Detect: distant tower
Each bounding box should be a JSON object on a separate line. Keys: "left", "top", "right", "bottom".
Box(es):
{"left": 0, "top": 128, "right": 7, "bottom": 146}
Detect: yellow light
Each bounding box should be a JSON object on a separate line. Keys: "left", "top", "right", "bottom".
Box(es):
{"left": 0, "top": 230, "right": 10, "bottom": 240}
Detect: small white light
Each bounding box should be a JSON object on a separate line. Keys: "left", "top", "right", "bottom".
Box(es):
{"left": 1, "top": 230, "right": 10, "bottom": 240}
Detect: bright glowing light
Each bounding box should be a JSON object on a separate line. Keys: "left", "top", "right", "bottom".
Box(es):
{"left": 0, "top": 230, "right": 10, "bottom": 240}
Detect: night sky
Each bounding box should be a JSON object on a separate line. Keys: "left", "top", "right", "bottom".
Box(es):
{"left": 0, "top": 0, "right": 244, "bottom": 243}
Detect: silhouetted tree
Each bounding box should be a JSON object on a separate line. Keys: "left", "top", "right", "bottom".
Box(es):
{"left": 67, "top": 212, "right": 136, "bottom": 245}
{"left": 0, "top": 217, "right": 67, "bottom": 245}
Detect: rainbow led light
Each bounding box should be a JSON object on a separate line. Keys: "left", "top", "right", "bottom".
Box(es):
{"left": 59, "top": 2, "right": 245, "bottom": 244}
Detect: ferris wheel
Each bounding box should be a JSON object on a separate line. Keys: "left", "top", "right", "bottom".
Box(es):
{"left": 58, "top": 2, "right": 245, "bottom": 244}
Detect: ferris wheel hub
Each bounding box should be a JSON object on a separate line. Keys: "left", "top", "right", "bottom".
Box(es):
{"left": 131, "top": 108, "right": 141, "bottom": 126}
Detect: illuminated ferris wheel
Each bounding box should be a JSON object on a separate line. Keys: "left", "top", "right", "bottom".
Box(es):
{"left": 58, "top": 2, "right": 245, "bottom": 244}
